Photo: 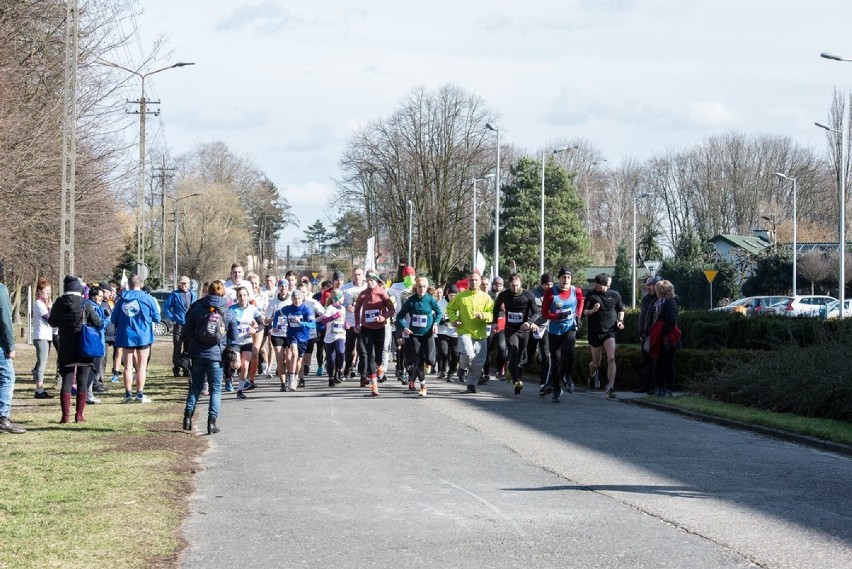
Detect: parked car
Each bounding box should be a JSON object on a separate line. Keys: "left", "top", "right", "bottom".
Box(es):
{"left": 762, "top": 295, "right": 838, "bottom": 317}
{"left": 819, "top": 299, "right": 852, "bottom": 319}
{"left": 712, "top": 297, "right": 751, "bottom": 316}
{"left": 150, "top": 291, "right": 174, "bottom": 336}
{"left": 745, "top": 296, "right": 791, "bottom": 317}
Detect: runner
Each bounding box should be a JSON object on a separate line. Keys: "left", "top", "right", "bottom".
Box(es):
{"left": 353, "top": 271, "right": 395, "bottom": 396}
{"left": 265, "top": 280, "right": 292, "bottom": 390}
{"left": 492, "top": 273, "right": 539, "bottom": 395}
{"left": 541, "top": 268, "right": 585, "bottom": 403}
{"left": 582, "top": 273, "right": 625, "bottom": 399}
{"left": 529, "top": 274, "right": 553, "bottom": 394}
{"left": 273, "top": 290, "right": 316, "bottom": 392}
{"left": 436, "top": 284, "right": 459, "bottom": 382}
{"left": 297, "top": 281, "right": 325, "bottom": 388}
{"left": 224, "top": 262, "right": 249, "bottom": 306}
{"left": 482, "top": 276, "right": 507, "bottom": 384}
{"left": 321, "top": 289, "right": 346, "bottom": 387}
{"left": 228, "top": 286, "right": 264, "bottom": 399}
{"left": 445, "top": 271, "right": 494, "bottom": 394}
{"left": 342, "top": 267, "right": 367, "bottom": 382}
{"left": 395, "top": 276, "right": 442, "bottom": 396}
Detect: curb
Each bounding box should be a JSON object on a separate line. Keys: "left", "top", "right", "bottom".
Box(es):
{"left": 627, "top": 398, "right": 852, "bottom": 459}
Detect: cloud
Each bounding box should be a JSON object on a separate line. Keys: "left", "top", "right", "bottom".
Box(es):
{"left": 170, "top": 105, "right": 271, "bottom": 130}
{"left": 686, "top": 100, "right": 737, "bottom": 127}
{"left": 215, "top": 2, "right": 316, "bottom": 34}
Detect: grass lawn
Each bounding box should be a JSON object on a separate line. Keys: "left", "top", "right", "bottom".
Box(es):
{"left": 645, "top": 393, "right": 852, "bottom": 447}
{"left": 0, "top": 339, "right": 205, "bottom": 569}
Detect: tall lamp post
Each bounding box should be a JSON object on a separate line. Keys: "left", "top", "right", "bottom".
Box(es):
{"left": 407, "top": 199, "right": 413, "bottom": 266}
{"left": 472, "top": 174, "right": 495, "bottom": 271}
{"left": 486, "top": 122, "right": 501, "bottom": 278}
{"left": 816, "top": 120, "right": 846, "bottom": 319}
{"left": 165, "top": 193, "right": 200, "bottom": 288}
{"left": 632, "top": 193, "right": 650, "bottom": 308}
{"left": 96, "top": 59, "right": 195, "bottom": 277}
{"left": 540, "top": 147, "right": 570, "bottom": 276}
{"left": 775, "top": 172, "right": 798, "bottom": 294}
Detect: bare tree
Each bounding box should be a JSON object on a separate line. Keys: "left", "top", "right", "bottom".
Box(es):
{"left": 798, "top": 250, "right": 831, "bottom": 295}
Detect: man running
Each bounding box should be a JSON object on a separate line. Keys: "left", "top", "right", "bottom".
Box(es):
{"left": 582, "top": 273, "right": 625, "bottom": 399}
{"left": 395, "top": 276, "right": 442, "bottom": 396}
{"left": 529, "top": 274, "right": 553, "bottom": 394}
{"left": 342, "top": 267, "right": 367, "bottom": 382}
{"left": 541, "top": 268, "right": 584, "bottom": 403}
{"left": 445, "top": 271, "right": 494, "bottom": 394}
{"left": 492, "top": 273, "right": 539, "bottom": 395}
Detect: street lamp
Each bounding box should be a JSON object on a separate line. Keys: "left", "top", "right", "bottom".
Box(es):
{"left": 165, "top": 193, "right": 201, "bottom": 288}
{"left": 96, "top": 58, "right": 195, "bottom": 278}
{"left": 540, "top": 147, "right": 570, "bottom": 275}
{"left": 407, "top": 199, "right": 413, "bottom": 266}
{"left": 486, "top": 122, "right": 501, "bottom": 278}
{"left": 816, "top": 120, "right": 846, "bottom": 319}
{"left": 632, "top": 193, "right": 650, "bottom": 308}
{"left": 775, "top": 173, "right": 798, "bottom": 294}
{"left": 472, "top": 174, "right": 495, "bottom": 271}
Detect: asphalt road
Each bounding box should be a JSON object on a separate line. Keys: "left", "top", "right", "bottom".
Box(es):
{"left": 180, "top": 372, "right": 852, "bottom": 569}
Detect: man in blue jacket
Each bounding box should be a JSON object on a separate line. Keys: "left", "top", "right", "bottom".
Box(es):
{"left": 163, "top": 276, "right": 197, "bottom": 377}
{"left": 180, "top": 280, "right": 239, "bottom": 435}
{"left": 111, "top": 274, "right": 161, "bottom": 403}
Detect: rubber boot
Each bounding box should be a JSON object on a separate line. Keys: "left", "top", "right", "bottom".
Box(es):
{"left": 74, "top": 391, "right": 87, "bottom": 423}
{"left": 183, "top": 410, "right": 193, "bottom": 431}
{"left": 207, "top": 415, "right": 219, "bottom": 435}
{"left": 60, "top": 393, "right": 71, "bottom": 423}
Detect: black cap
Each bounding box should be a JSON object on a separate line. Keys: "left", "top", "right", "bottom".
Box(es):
{"left": 558, "top": 267, "right": 572, "bottom": 278}
{"left": 540, "top": 273, "right": 552, "bottom": 285}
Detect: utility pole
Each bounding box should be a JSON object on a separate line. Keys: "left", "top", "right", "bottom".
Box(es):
{"left": 128, "top": 89, "right": 160, "bottom": 280}
{"left": 154, "top": 158, "right": 176, "bottom": 287}
{"left": 59, "top": 0, "right": 78, "bottom": 278}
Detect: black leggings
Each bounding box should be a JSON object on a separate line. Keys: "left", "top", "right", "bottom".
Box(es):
{"left": 483, "top": 332, "right": 507, "bottom": 375}
{"left": 405, "top": 334, "right": 436, "bottom": 382}
{"left": 527, "top": 331, "right": 550, "bottom": 384}
{"left": 61, "top": 365, "right": 91, "bottom": 395}
{"left": 547, "top": 331, "right": 576, "bottom": 387}
{"left": 436, "top": 335, "right": 459, "bottom": 375}
{"left": 360, "top": 327, "right": 385, "bottom": 378}
{"left": 344, "top": 328, "right": 366, "bottom": 378}
{"left": 655, "top": 347, "right": 676, "bottom": 391}
{"left": 505, "top": 328, "right": 530, "bottom": 383}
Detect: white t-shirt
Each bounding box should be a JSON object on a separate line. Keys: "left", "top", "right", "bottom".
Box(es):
{"left": 341, "top": 281, "right": 367, "bottom": 328}
{"left": 323, "top": 304, "right": 347, "bottom": 343}
{"left": 32, "top": 299, "right": 53, "bottom": 341}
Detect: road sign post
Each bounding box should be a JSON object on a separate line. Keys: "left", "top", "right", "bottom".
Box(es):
{"left": 703, "top": 269, "right": 718, "bottom": 309}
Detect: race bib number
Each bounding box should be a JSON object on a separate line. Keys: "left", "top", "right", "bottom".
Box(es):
{"left": 275, "top": 321, "right": 286, "bottom": 334}
{"left": 411, "top": 314, "right": 428, "bottom": 327}
{"left": 556, "top": 307, "right": 574, "bottom": 318}
{"left": 238, "top": 324, "right": 250, "bottom": 336}
{"left": 288, "top": 315, "right": 302, "bottom": 328}
{"left": 485, "top": 324, "right": 492, "bottom": 335}
{"left": 532, "top": 329, "right": 542, "bottom": 339}
{"left": 332, "top": 321, "right": 344, "bottom": 333}
{"left": 365, "top": 309, "right": 380, "bottom": 323}
{"left": 507, "top": 311, "right": 523, "bottom": 324}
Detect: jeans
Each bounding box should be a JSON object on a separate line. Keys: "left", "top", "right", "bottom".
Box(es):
{"left": 0, "top": 346, "right": 17, "bottom": 417}
{"left": 458, "top": 335, "right": 487, "bottom": 386}
{"left": 185, "top": 358, "right": 223, "bottom": 418}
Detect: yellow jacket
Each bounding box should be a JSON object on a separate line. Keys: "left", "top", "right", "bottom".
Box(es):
{"left": 445, "top": 289, "right": 494, "bottom": 340}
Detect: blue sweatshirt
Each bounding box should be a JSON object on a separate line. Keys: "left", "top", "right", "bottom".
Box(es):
{"left": 274, "top": 303, "right": 315, "bottom": 343}
{"left": 110, "top": 289, "right": 161, "bottom": 348}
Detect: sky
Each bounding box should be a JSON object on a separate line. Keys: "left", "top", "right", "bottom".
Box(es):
{"left": 121, "top": 0, "right": 852, "bottom": 254}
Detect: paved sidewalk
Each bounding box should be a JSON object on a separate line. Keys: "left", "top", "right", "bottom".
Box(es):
{"left": 180, "top": 375, "right": 852, "bottom": 568}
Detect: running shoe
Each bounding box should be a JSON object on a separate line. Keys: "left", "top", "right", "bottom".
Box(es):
{"left": 605, "top": 387, "right": 616, "bottom": 399}
{"left": 110, "top": 373, "right": 120, "bottom": 383}
{"left": 418, "top": 386, "right": 427, "bottom": 397}
{"left": 317, "top": 366, "right": 324, "bottom": 376}
{"left": 122, "top": 393, "right": 134, "bottom": 404}
{"left": 408, "top": 379, "right": 416, "bottom": 391}
{"left": 136, "top": 394, "right": 152, "bottom": 403}
{"left": 466, "top": 384, "right": 477, "bottom": 394}
{"left": 538, "top": 384, "right": 552, "bottom": 397}
{"left": 513, "top": 380, "right": 523, "bottom": 395}
{"left": 589, "top": 370, "right": 600, "bottom": 390}
{"left": 34, "top": 390, "right": 54, "bottom": 399}
{"left": 370, "top": 384, "right": 380, "bottom": 397}
{"left": 298, "top": 378, "right": 305, "bottom": 388}
{"left": 237, "top": 390, "right": 247, "bottom": 399}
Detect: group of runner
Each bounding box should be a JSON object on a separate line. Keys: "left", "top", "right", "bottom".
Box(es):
{"left": 170, "top": 263, "right": 625, "bottom": 405}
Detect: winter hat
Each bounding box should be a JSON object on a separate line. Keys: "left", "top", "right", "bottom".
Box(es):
{"left": 331, "top": 289, "right": 344, "bottom": 303}
{"left": 63, "top": 275, "right": 83, "bottom": 294}
{"left": 402, "top": 266, "right": 416, "bottom": 277}
{"left": 492, "top": 276, "right": 504, "bottom": 285}
{"left": 540, "top": 273, "right": 553, "bottom": 285}
{"left": 366, "top": 271, "right": 380, "bottom": 282}
{"left": 558, "top": 267, "right": 572, "bottom": 278}
{"left": 291, "top": 289, "right": 304, "bottom": 299}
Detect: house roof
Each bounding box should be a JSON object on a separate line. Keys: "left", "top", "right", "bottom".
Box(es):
{"left": 710, "top": 234, "right": 772, "bottom": 255}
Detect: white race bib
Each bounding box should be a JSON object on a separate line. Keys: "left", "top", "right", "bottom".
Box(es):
{"left": 556, "top": 307, "right": 574, "bottom": 318}
{"left": 532, "top": 329, "right": 542, "bottom": 339}
{"left": 411, "top": 314, "right": 428, "bottom": 327}
{"left": 275, "top": 321, "right": 286, "bottom": 333}
{"left": 365, "top": 309, "right": 380, "bottom": 323}
{"left": 288, "top": 315, "right": 302, "bottom": 328}
{"left": 332, "top": 322, "right": 344, "bottom": 333}
{"left": 507, "top": 311, "right": 523, "bottom": 324}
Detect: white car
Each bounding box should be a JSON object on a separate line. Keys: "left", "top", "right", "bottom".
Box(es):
{"left": 820, "top": 299, "right": 852, "bottom": 319}
{"left": 763, "top": 295, "right": 838, "bottom": 317}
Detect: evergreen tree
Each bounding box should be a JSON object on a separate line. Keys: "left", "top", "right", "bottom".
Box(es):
{"left": 742, "top": 249, "right": 794, "bottom": 296}
{"left": 488, "top": 156, "right": 590, "bottom": 284}
{"left": 611, "top": 243, "right": 632, "bottom": 301}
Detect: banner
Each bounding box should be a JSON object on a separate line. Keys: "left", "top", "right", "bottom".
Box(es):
{"left": 475, "top": 250, "right": 487, "bottom": 275}
{"left": 120, "top": 269, "right": 128, "bottom": 291}
{"left": 365, "top": 237, "right": 375, "bottom": 270}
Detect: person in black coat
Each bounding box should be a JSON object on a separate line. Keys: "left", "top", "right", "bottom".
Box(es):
{"left": 651, "top": 280, "right": 679, "bottom": 397}
{"left": 635, "top": 276, "right": 662, "bottom": 393}
{"left": 48, "top": 275, "right": 102, "bottom": 423}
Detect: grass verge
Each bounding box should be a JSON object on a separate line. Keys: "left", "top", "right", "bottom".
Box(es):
{"left": 645, "top": 393, "right": 852, "bottom": 447}
{"left": 0, "top": 341, "right": 206, "bottom": 569}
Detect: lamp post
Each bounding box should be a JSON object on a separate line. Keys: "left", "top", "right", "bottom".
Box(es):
{"left": 486, "top": 122, "right": 501, "bottom": 278}
{"left": 407, "top": 199, "right": 413, "bottom": 266}
{"left": 632, "top": 193, "right": 650, "bottom": 308}
{"left": 540, "top": 147, "right": 570, "bottom": 276}
{"left": 96, "top": 59, "right": 195, "bottom": 277}
{"left": 165, "top": 193, "right": 201, "bottom": 288}
{"left": 816, "top": 120, "right": 846, "bottom": 319}
{"left": 472, "top": 174, "right": 495, "bottom": 272}
{"left": 775, "top": 172, "right": 798, "bottom": 294}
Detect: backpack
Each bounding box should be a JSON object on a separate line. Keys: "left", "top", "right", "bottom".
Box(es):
{"left": 195, "top": 305, "right": 226, "bottom": 346}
